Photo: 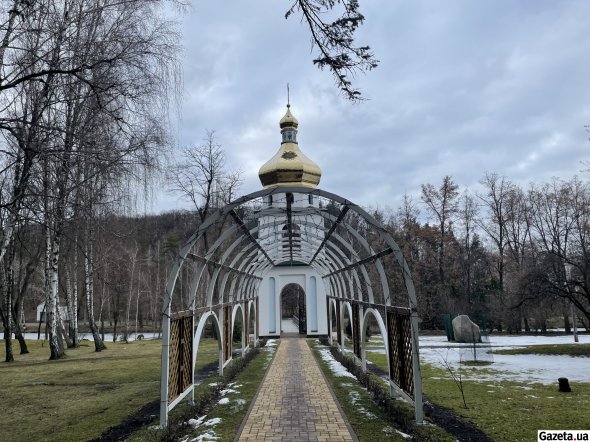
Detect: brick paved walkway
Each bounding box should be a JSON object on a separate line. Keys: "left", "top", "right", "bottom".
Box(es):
{"left": 237, "top": 338, "right": 356, "bottom": 442}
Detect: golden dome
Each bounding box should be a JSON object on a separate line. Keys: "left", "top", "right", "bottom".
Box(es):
{"left": 279, "top": 106, "right": 298, "bottom": 128}
{"left": 259, "top": 105, "right": 321, "bottom": 189}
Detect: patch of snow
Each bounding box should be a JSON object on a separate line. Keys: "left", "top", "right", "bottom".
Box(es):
{"left": 318, "top": 349, "right": 357, "bottom": 379}
{"left": 220, "top": 388, "right": 239, "bottom": 396}
{"left": 191, "top": 430, "right": 220, "bottom": 441}
{"left": 204, "top": 417, "right": 222, "bottom": 426}
{"left": 395, "top": 429, "right": 412, "bottom": 439}
{"left": 420, "top": 334, "right": 589, "bottom": 348}
{"left": 357, "top": 407, "right": 377, "bottom": 419}
{"left": 227, "top": 383, "right": 243, "bottom": 388}
{"left": 420, "top": 336, "right": 590, "bottom": 384}
{"left": 20, "top": 331, "right": 160, "bottom": 342}
{"left": 187, "top": 416, "right": 207, "bottom": 428}
{"left": 218, "top": 398, "right": 230, "bottom": 405}
{"left": 208, "top": 382, "right": 219, "bottom": 387}
{"left": 382, "top": 426, "right": 410, "bottom": 438}
{"left": 265, "top": 339, "right": 277, "bottom": 347}
{"left": 349, "top": 390, "right": 361, "bottom": 405}
{"left": 235, "top": 398, "right": 246, "bottom": 405}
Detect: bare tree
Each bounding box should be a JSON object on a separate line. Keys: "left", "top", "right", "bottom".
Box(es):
{"left": 286, "top": 0, "right": 379, "bottom": 100}
{"left": 168, "top": 130, "right": 242, "bottom": 246}
{"left": 477, "top": 172, "right": 512, "bottom": 326}
{"left": 421, "top": 175, "right": 459, "bottom": 286}
{"left": 457, "top": 191, "right": 479, "bottom": 308}
{"left": 528, "top": 178, "right": 590, "bottom": 326}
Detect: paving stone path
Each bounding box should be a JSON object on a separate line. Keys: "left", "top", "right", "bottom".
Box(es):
{"left": 237, "top": 337, "right": 356, "bottom": 442}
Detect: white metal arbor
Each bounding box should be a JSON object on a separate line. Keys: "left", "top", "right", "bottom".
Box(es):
{"left": 159, "top": 186, "right": 423, "bottom": 426}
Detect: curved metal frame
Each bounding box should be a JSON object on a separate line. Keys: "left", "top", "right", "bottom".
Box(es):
{"left": 160, "top": 186, "right": 423, "bottom": 426}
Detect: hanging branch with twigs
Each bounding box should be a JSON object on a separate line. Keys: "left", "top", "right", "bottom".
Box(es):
{"left": 286, "top": 0, "right": 379, "bottom": 101}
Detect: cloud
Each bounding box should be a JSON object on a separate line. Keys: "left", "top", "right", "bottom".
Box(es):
{"left": 150, "top": 0, "right": 590, "bottom": 214}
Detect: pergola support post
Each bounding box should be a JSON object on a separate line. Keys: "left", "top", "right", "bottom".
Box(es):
{"left": 360, "top": 304, "right": 366, "bottom": 371}
{"left": 159, "top": 312, "right": 170, "bottom": 427}
{"left": 411, "top": 310, "right": 424, "bottom": 423}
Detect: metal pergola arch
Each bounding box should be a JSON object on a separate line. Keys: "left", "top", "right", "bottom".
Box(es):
{"left": 160, "top": 186, "right": 423, "bottom": 426}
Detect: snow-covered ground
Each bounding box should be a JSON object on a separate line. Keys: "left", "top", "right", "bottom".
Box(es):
{"left": 420, "top": 334, "right": 590, "bottom": 348}
{"left": 281, "top": 318, "right": 299, "bottom": 333}
{"left": 366, "top": 333, "right": 590, "bottom": 385}
{"left": 19, "top": 331, "right": 159, "bottom": 341}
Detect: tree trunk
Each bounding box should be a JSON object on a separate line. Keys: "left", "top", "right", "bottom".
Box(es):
{"left": 65, "top": 269, "right": 79, "bottom": 348}
{"left": 113, "top": 316, "right": 118, "bottom": 343}
{"left": 523, "top": 316, "right": 530, "bottom": 333}
{"left": 2, "top": 281, "right": 14, "bottom": 362}
{"left": 2, "top": 250, "right": 15, "bottom": 362}
{"left": 46, "top": 232, "right": 65, "bottom": 360}
{"left": 85, "top": 241, "right": 106, "bottom": 352}
{"left": 3, "top": 329, "right": 14, "bottom": 362}
{"left": 56, "top": 295, "right": 72, "bottom": 349}
{"left": 12, "top": 296, "right": 29, "bottom": 354}
{"left": 13, "top": 320, "right": 29, "bottom": 354}
{"left": 135, "top": 271, "right": 141, "bottom": 339}
{"left": 563, "top": 303, "right": 572, "bottom": 334}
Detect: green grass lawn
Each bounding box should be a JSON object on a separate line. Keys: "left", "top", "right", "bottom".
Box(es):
{"left": 195, "top": 337, "right": 221, "bottom": 372}
{"left": 0, "top": 337, "right": 223, "bottom": 442}
{"left": 365, "top": 348, "right": 590, "bottom": 442}
{"left": 494, "top": 343, "right": 590, "bottom": 357}
{"left": 0, "top": 338, "right": 161, "bottom": 442}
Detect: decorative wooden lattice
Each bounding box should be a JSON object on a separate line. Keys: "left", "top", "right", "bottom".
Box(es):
{"left": 326, "top": 298, "right": 331, "bottom": 339}
{"left": 223, "top": 305, "right": 231, "bottom": 362}
{"left": 335, "top": 301, "right": 342, "bottom": 346}
{"left": 387, "top": 308, "right": 414, "bottom": 398}
{"left": 244, "top": 302, "right": 250, "bottom": 345}
{"left": 256, "top": 298, "right": 259, "bottom": 340}
{"left": 168, "top": 312, "right": 193, "bottom": 403}
{"left": 352, "top": 303, "right": 361, "bottom": 358}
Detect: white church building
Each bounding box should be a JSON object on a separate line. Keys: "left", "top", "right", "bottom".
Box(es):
{"left": 256, "top": 105, "right": 327, "bottom": 338}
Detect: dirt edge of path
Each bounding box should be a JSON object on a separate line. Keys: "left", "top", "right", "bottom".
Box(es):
{"left": 88, "top": 399, "right": 160, "bottom": 442}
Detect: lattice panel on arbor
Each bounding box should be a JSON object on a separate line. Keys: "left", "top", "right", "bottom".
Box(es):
{"left": 223, "top": 305, "right": 231, "bottom": 361}
{"left": 387, "top": 308, "right": 414, "bottom": 398}
{"left": 326, "top": 298, "right": 331, "bottom": 339}
{"left": 168, "top": 312, "right": 193, "bottom": 403}
{"left": 335, "top": 301, "right": 342, "bottom": 346}
{"left": 256, "top": 298, "right": 259, "bottom": 340}
{"left": 244, "top": 303, "right": 250, "bottom": 346}
{"left": 352, "top": 303, "right": 361, "bottom": 358}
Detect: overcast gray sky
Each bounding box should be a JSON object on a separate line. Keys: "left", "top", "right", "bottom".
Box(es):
{"left": 153, "top": 0, "right": 590, "bottom": 214}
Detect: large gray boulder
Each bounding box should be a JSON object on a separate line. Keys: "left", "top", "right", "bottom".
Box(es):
{"left": 452, "top": 315, "right": 481, "bottom": 343}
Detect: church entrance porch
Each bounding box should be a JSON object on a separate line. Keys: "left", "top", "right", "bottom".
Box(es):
{"left": 281, "top": 283, "right": 306, "bottom": 335}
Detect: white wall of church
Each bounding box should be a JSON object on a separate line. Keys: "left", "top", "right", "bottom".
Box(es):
{"left": 257, "top": 266, "right": 328, "bottom": 337}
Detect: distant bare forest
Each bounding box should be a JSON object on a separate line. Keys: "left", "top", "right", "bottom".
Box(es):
{"left": 1, "top": 0, "right": 588, "bottom": 364}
